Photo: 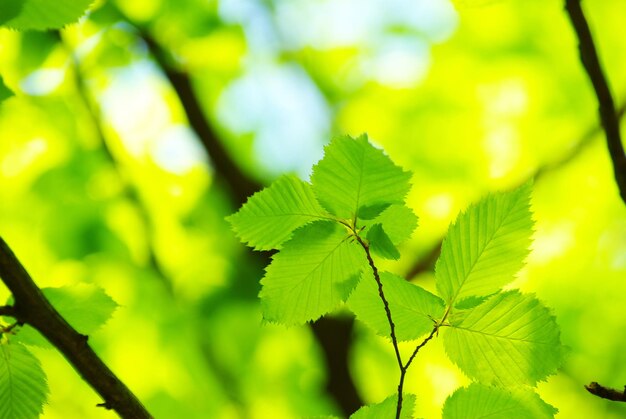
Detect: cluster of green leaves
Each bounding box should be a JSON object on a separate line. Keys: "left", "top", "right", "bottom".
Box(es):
{"left": 0, "top": 285, "right": 117, "bottom": 418}
{"left": 229, "top": 135, "right": 564, "bottom": 418}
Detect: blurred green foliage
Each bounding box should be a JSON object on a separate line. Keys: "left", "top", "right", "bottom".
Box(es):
{"left": 0, "top": 0, "right": 625, "bottom": 418}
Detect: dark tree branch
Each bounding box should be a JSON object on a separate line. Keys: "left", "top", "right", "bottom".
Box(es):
{"left": 125, "top": 23, "right": 364, "bottom": 415}
{"left": 0, "top": 237, "right": 151, "bottom": 418}
{"left": 354, "top": 231, "right": 442, "bottom": 419}
{"left": 405, "top": 245, "right": 440, "bottom": 281}
{"left": 585, "top": 382, "right": 626, "bottom": 402}
{"left": 535, "top": 102, "right": 626, "bottom": 178}
{"left": 0, "top": 305, "right": 15, "bottom": 317}
{"left": 140, "top": 34, "right": 259, "bottom": 207}
{"left": 55, "top": 31, "right": 173, "bottom": 294}
{"left": 565, "top": 0, "right": 626, "bottom": 204}
{"left": 354, "top": 236, "right": 403, "bottom": 368}
{"left": 404, "top": 326, "right": 438, "bottom": 372}
{"left": 353, "top": 235, "right": 404, "bottom": 419}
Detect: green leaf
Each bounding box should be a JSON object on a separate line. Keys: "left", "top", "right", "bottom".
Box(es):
{"left": 0, "top": 1, "right": 23, "bottom": 26}
{"left": 228, "top": 175, "right": 330, "bottom": 251}
{"left": 350, "top": 394, "right": 415, "bottom": 419}
{"left": 311, "top": 135, "right": 411, "bottom": 221}
{"left": 0, "top": 0, "right": 93, "bottom": 30}
{"left": 443, "top": 383, "right": 557, "bottom": 419}
{"left": 260, "top": 221, "right": 366, "bottom": 324}
{"left": 348, "top": 271, "right": 445, "bottom": 341}
{"left": 367, "top": 224, "right": 400, "bottom": 260}
{"left": 0, "top": 76, "right": 13, "bottom": 103}
{"left": 435, "top": 182, "right": 533, "bottom": 307}
{"left": 10, "top": 284, "right": 117, "bottom": 348}
{"left": 357, "top": 203, "right": 391, "bottom": 220}
{"left": 443, "top": 291, "right": 562, "bottom": 386}
{"left": 368, "top": 204, "right": 418, "bottom": 246}
{"left": 0, "top": 342, "right": 49, "bottom": 419}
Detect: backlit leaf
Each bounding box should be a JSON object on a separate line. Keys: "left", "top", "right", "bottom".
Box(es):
{"left": 228, "top": 175, "right": 331, "bottom": 251}
{"left": 443, "top": 383, "right": 557, "bottom": 419}
{"left": 435, "top": 182, "right": 533, "bottom": 307}
{"left": 367, "top": 204, "right": 418, "bottom": 246}
{"left": 0, "top": 0, "right": 93, "bottom": 30}
{"left": 311, "top": 135, "right": 411, "bottom": 221}
{"left": 443, "top": 291, "right": 562, "bottom": 386}
{"left": 0, "top": 342, "right": 48, "bottom": 419}
{"left": 350, "top": 394, "right": 415, "bottom": 419}
{"left": 349, "top": 271, "right": 444, "bottom": 341}
{"left": 260, "top": 221, "right": 366, "bottom": 324}
{"left": 367, "top": 224, "right": 400, "bottom": 260}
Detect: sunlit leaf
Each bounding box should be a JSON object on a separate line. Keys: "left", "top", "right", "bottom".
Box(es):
{"left": 367, "top": 204, "right": 418, "bottom": 246}
{"left": 0, "top": 342, "right": 48, "bottom": 419}
{"left": 443, "top": 383, "right": 557, "bottom": 419}
{"left": 367, "top": 223, "right": 400, "bottom": 260}
{"left": 436, "top": 182, "right": 533, "bottom": 307}
{"left": 10, "top": 284, "right": 117, "bottom": 348}
{"left": 0, "top": 0, "right": 93, "bottom": 30}
{"left": 357, "top": 203, "right": 391, "bottom": 220}
{"left": 443, "top": 291, "right": 562, "bottom": 386}
{"left": 350, "top": 393, "right": 415, "bottom": 419}
{"left": 349, "top": 271, "right": 444, "bottom": 341}
{"left": 311, "top": 135, "right": 411, "bottom": 221}
{"left": 260, "top": 221, "right": 366, "bottom": 324}
{"left": 228, "top": 174, "right": 331, "bottom": 251}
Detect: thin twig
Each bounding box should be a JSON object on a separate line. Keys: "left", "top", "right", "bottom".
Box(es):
{"left": 354, "top": 234, "right": 407, "bottom": 418}
{"left": 355, "top": 235, "right": 403, "bottom": 368}
{"left": 565, "top": 0, "right": 626, "bottom": 204}
{"left": 585, "top": 382, "right": 626, "bottom": 402}
{"left": 404, "top": 326, "right": 439, "bottom": 372}
{"left": 0, "top": 237, "right": 151, "bottom": 418}
{"left": 109, "top": 13, "right": 364, "bottom": 414}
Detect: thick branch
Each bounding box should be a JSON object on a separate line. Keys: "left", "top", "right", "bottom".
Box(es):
{"left": 55, "top": 31, "right": 172, "bottom": 293}
{"left": 585, "top": 382, "right": 626, "bottom": 402}
{"left": 565, "top": 0, "right": 626, "bottom": 204}
{"left": 0, "top": 237, "right": 151, "bottom": 418}
{"left": 141, "top": 34, "right": 259, "bottom": 207}
{"left": 0, "top": 305, "right": 15, "bottom": 317}
{"left": 129, "top": 24, "right": 364, "bottom": 415}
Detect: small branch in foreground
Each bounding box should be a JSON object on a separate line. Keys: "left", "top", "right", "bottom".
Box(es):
{"left": 565, "top": 0, "right": 626, "bottom": 205}
{"left": 0, "top": 305, "right": 15, "bottom": 317}
{"left": 353, "top": 234, "right": 405, "bottom": 419}
{"left": 404, "top": 326, "right": 438, "bottom": 372}
{"left": 355, "top": 231, "right": 444, "bottom": 419}
{"left": 585, "top": 382, "right": 626, "bottom": 402}
{"left": 0, "top": 237, "right": 151, "bottom": 418}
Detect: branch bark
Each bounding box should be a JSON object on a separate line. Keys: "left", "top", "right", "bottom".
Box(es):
{"left": 585, "top": 382, "right": 626, "bottom": 402}
{"left": 131, "top": 24, "right": 364, "bottom": 415}
{"left": 565, "top": 0, "right": 626, "bottom": 205}
{"left": 0, "top": 237, "right": 151, "bottom": 418}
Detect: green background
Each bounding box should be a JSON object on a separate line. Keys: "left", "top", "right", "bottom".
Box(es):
{"left": 0, "top": 0, "right": 625, "bottom": 417}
